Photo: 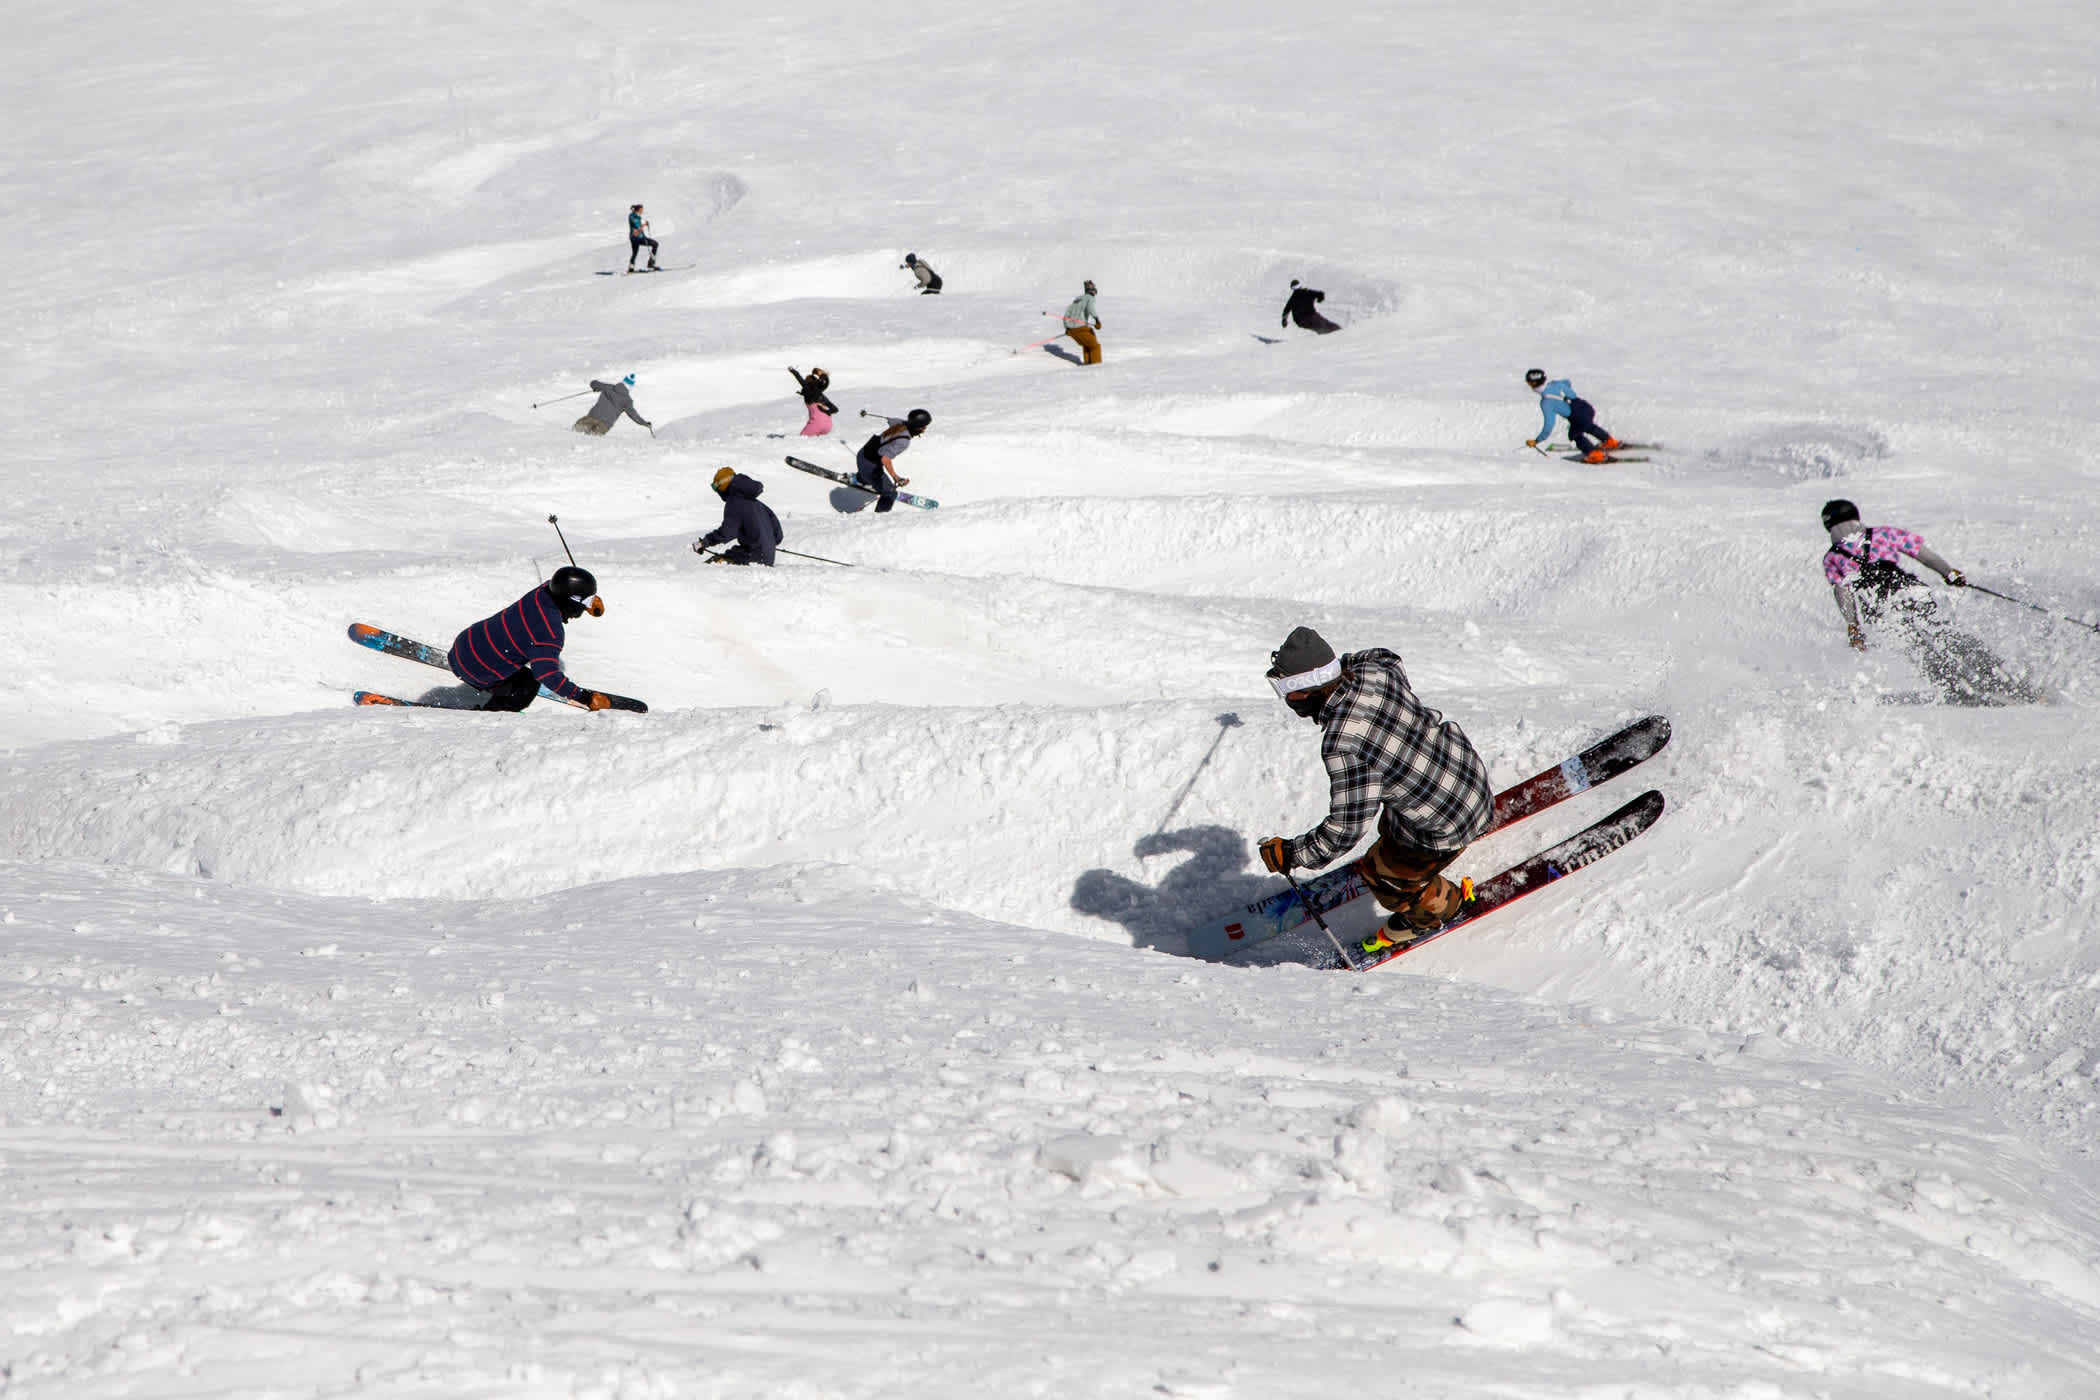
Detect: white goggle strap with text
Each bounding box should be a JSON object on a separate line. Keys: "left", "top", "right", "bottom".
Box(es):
{"left": 1268, "top": 657, "right": 1341, "bottom": 699}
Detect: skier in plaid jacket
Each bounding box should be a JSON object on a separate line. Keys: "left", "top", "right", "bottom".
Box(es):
{"left": 1257, "top": 626, "right": 1494, "bottom": 942}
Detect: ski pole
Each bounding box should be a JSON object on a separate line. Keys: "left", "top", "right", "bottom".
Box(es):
{"left": 1966, "top": 582, "right": 2100, "bottom": 637}
{"left": 1283, "top": 867, "right": 1358, "bottom": 972}
{"left": 548, "top": 514, "right": 579, "bottom": 566}
{"left": 780, "top": 546, "right": 852, "bottom": 567}
{"left": 1525, "top": 441, "right": 1552, "bottom": 458}
{"left": 694, "top": 542, "right": 853, "bottom": 568}
{"left": 532, "top": 389, "right": 593, "bottom": 409}
{"left": 1153, "top": 713, "right": 1243, "bottom": 836}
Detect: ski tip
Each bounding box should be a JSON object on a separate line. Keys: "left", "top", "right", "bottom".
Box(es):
{"left": 1621, "top": 788, "right": 1667, "bottom": 824}
{"left": 352, "top": 691, "right": 405, "bottom": 706}
{"left": 347, "top": 622, "right": 381, "bottom": 642}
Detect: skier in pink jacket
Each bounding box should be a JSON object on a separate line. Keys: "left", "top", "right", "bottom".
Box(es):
{"left": 1819, "top": 499, "right": 2036, "bottom": 705}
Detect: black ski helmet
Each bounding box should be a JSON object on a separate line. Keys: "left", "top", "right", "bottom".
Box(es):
{"left": 906, "top": 408, "right": 932, "bottom": 432}
{"left": 1821, "top": 499, "right": 1861, "bottom": 531}
{"left": 1524, "top": 368, "right": 1547, "bottom": 388}
{"left": 549, "top": 565, "right": 600, "bottom": 619}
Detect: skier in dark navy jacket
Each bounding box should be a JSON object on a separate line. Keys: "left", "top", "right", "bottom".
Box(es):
{"left": 448, "top": 567, "right": 615, "bottom": 711}
{"left": 694, "top": 468, "right": 784, "bottom": 566}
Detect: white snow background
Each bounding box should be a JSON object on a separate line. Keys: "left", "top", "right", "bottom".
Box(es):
{"left": 4, "top": 1, "right": 2100, "bottom": 1395}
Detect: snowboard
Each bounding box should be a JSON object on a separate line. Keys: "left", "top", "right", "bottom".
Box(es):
{"left": 347, "top": 623, "right": 648, "bottom": 713}
{"left": 1187, "top": 715, "right": 1670, "bottom": 961}
{"left": 784, "top": 455, "right": 939, "bottom": 510}
{"left": 1224, "top": 789, "right": 1665, "bottom": 971}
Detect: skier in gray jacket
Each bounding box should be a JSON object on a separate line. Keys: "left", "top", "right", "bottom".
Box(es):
{"left": 574, "top": 374, "right": 653, "bottom": 436}
{"left": 902, "top": 253, "right": 942, "bottom": 294}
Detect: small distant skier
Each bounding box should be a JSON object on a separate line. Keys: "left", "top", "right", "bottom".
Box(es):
{"left": 573, "top": 374, "right": 652, "bottom": 436}
{"left": 788, "top": 366, "right": 838, "bottom": 436}
{"left": 694, "top": 467, "right": 784, "bottom": 566}
{"left": 448, "top": 567, "right": 615, "bottom": 712}
{"left": 855, "top": 408, "right": 932, "bottom": 513}
{"left": 902, "top": 253, "right": 942, "bottom": 294}
{"left": 1524, "top": 368, "right": 1621, "bottom": 463}
{"left": 1255, "top": 626, "right": 1495, "bottom": 955}
{"left": 1062, "top": 280, "right": 1103, "bottom": 365}
{"left": 627, "top": 204, "right": 658, "bottom": 273}
{"left": 1819, "top": 499, "right": 2033, "bottom": 704}
{"left": 1281, "top": 280, "right": 1340, "bottom": 334}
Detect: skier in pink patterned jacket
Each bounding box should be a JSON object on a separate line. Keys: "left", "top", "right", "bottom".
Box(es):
{"left": 1819, "top": 498, "right": 1966, "bottom": 651}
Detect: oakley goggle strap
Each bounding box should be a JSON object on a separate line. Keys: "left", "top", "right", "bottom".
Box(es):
{"left": 1268, "top": 657, "right": 1341, "bottom": 699}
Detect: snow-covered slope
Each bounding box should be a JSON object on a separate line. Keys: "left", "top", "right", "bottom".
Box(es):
{"left": 4, "top": 1, "right": 2099, "bottom": 1394}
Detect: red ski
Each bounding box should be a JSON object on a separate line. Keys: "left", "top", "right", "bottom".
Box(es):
{"left": 1223, "top": 789, "right": 1665, "bottom": 971}
{"left": 1188, "top": 715, "right": 1669, "bottom": 960}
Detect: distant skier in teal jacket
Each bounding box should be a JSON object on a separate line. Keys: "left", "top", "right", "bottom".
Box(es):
{"left": 1524, "top": 369, "right": 1621, "bottom": 463}
{"left": 627, "top": 205, "right": 658, "bottom": 272}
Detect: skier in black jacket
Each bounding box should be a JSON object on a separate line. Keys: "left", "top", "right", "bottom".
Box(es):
{"left": 1281, "top": 280, "right": 1340, "bottom": 334}
{"left": 788, "top": 366, "right": 838, "bottom": 436}
{"left": 694, "top": 468, "right": 784, "bottom": 566}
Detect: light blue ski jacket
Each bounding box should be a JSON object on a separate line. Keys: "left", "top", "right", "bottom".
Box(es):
{"left": 1534, "top": 378, "right": 1579, "bottom": 440}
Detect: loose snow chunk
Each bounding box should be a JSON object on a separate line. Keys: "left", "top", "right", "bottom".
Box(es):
{"left": 1037, "top": 1133, "right": 1154, "bottom": 1192}
{"left": 1454, "top": 1296, "right": 1556, "bottom": 1346}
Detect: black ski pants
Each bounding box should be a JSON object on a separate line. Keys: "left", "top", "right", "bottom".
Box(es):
{"left": 480, "top": 667, "right": 541, "bottom": 712}
{"left": 856, "top": 455, "right": 899, "bottom": 512}
{"left": 629, "top": 234, "right": 658, "bottom": 267}
{"left": 1567, "top": 397, "right": 1612, "bottom": 453}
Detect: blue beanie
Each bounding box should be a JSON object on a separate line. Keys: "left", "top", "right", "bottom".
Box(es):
{"left": 623, "top": 373, "right": 636, "bottom": 386}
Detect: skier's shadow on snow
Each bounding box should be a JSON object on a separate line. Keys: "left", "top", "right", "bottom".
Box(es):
{"left": 824, "top": 488, "right": 871, "bottom": 513}
{"left": 1039, "top": 343, "right": 1084, "bottom": 366}
{"left": 1070, "top": 826, "right": 1275, "bottom": 957}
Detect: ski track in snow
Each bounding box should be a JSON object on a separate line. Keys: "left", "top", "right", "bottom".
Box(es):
{"left": 5, "top": 0, "right": 2100, "bottom": 1393}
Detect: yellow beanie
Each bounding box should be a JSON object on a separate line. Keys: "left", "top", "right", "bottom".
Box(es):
{"left": 712, "top": 467, "right": 735, "bottom": 492}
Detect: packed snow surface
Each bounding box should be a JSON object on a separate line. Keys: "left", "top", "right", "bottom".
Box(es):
{"left": 4, "top": 1, "right": 2099, "bottom": 1395}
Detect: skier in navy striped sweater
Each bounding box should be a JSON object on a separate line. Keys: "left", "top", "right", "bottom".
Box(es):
{"left": 448, "top": 567, "right": 616, "bottom": 711}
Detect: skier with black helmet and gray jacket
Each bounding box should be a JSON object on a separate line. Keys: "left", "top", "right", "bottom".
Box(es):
{"left": 901, "top": 253, "right": 942, "bottom": 294}
{"left": 855, "top": 409, "right": 932, "bottom": 513}
{"left": 1256, "top": 626, "right": 1495, "bottom": 956}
